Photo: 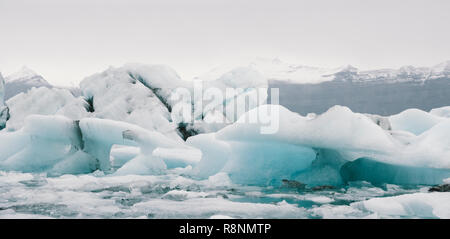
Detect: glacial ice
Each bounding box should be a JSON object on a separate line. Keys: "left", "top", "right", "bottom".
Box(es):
{"left": 5, "top": 87, "right": 89, "bottom": 131}
{"left": 79, "top": 64, "right": 183, "bottom": 141}
{"left": 0, "top": 114, "right": 198, "bottom": 175}
{"left": 2, "top": 99, "right": 450, "bottom": 187}
{"left": 2, "top": 63, "right": 450, "bottom": 191}
{"left": 0, "top": 73, "right": 9, "bottom": 130}
{"left": 78, "top": 64, "right": 267, "bottom": 141}
{"left": 340, "top": 158, "right": 450, "bottom": 186}
{"left": 176, "top": 66, "right": 268, "bottom": 134}
{"left": 389, "top": 108, "right": 444, "bottom": 135}
{"left": 187, "top": 104, "right": 450, "bottom": 186}
{"left": 0, "top": 115, "right": 96, "bottom": 174}
{"left": 352, "top": 192, "right": 450, "bottom": 218}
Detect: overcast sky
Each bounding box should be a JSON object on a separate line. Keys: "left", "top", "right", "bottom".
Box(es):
{"left": 0, "top": 0, "right": 449, "bottom": 86}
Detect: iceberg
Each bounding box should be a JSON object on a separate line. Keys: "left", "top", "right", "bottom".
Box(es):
{"left": 0, "top": 114, "right": 198, "bottom": 175}
{"left": 0, "top": 73, "right": 9, "bottom": 130}
{"left": 187, "top": 104, "right": 450, "bottom": 186}
{"left": 175, "top": 66, "right": 268, "bottom": 135}
{"left": 352, "top": 192, "right": 450, "bottom": 218}
{"left": 389, "top": 108, "right": 444, "bottom": 135}
{"left": 79, "top": 64, "right": 184, "bottom": 141}
{"left": 5, "top": 87, "right": 89, "bottom": 131}
{"left": 0, "top": 115, "right": 96, "bottom": 174}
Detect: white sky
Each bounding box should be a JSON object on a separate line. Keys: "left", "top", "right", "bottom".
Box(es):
{"left": 0, "top": 0, "right": 449, "bottom": 86}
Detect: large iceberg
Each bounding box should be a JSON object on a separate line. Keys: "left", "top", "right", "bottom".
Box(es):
{"left": 79, "top": 64, "right": 185, "bottom": 141}
{"left": 80, "top": 64, "right": 267, "bottom": 140}
{"left": 0, "top": 114, "right": 199, "bottom": 175}
{"left": 188, "top": 105, "right": 450, "bottom": 186}
{"left": 5, "top": 87, "right": 89, "bottom": 131}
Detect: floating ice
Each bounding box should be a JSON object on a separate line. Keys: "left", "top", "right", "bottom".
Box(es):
{"left": 0, "top": 114, "right": 196, "bottom": 175}
{"left": 352, "top": 192, "right": 450, "bottom": 218}
{"left": 188, "top": 104, "right": 450, "bottom": 186}
{"left": 0, "top": 115, "right": 96, "bottom": 174}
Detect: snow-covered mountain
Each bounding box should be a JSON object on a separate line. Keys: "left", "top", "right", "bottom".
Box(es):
{"left": 4, "top": 66, "right": 53, "bottom": 100}
{"left": 197, "top": 58, "right": 450, "bottom": 84}
{"left": 218, "top": 58, "right": 450, "bottom": 116}
{"left": 197, "top": 58, "right": 450, "bottom": 115}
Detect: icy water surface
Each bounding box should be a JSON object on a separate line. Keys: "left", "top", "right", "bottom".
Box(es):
{"left": 0, "top": 170, "right": 447, "bottom": 219}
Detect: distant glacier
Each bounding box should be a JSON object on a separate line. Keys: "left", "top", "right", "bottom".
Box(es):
{"left": 270, "top": 76, "right": 450, "bottom": 116}
{"left": 200, "top": 58, "right": 450, "bottom": 116}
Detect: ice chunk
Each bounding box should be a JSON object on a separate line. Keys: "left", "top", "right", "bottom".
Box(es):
{"left": 124, "top": 63, "right": 192, "bottom": 105}
{"left": 152, "top": 147, "right": 201, "bottom": 168}
{"left": 110, "top": 146, "right": 140, "bottom": 168}
{"left": 389, "top": 109, "right": 444, "bottom": 135}
{"left": 220, "top": 141, "right": 316, "bottom": 186}
{"left": 6, "top": 87, "right": 89, "bottom": 131}
{"left": 132, "top": 198, "right": 306, "bottom": 218}
{"left": 0, "top": 115, "right": 94, "bottom": 173}
{"left": 204, "top": 67, "right": 267, "bottom": 122}
{"left": 430, "top": 106, "right": 450, "bottom": 118}
{"left": 49, "top": 151, "right": 97, "bottom": 175}
{"left": 187, "top": 133, "right": 233, "bottom": 178}
{"left": 80, "top": 64, "right": 184, "bottom": 141}
{"left": 113, "top": 153, "right": 167, "bottom": 176}
{"left": 0, "top": 114, "right": 190, "bottom": 175}
{"left": 79, "top": 117, "right": 187, "bottom": 171}
{"left": 217, "top": 105, "right": 396, "bottom": 153}
{"left": 352, "top": 192, "right": 450, "bottom": 218}
{"left": 206, "top": 172, "right": 233, "bottom": 187}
